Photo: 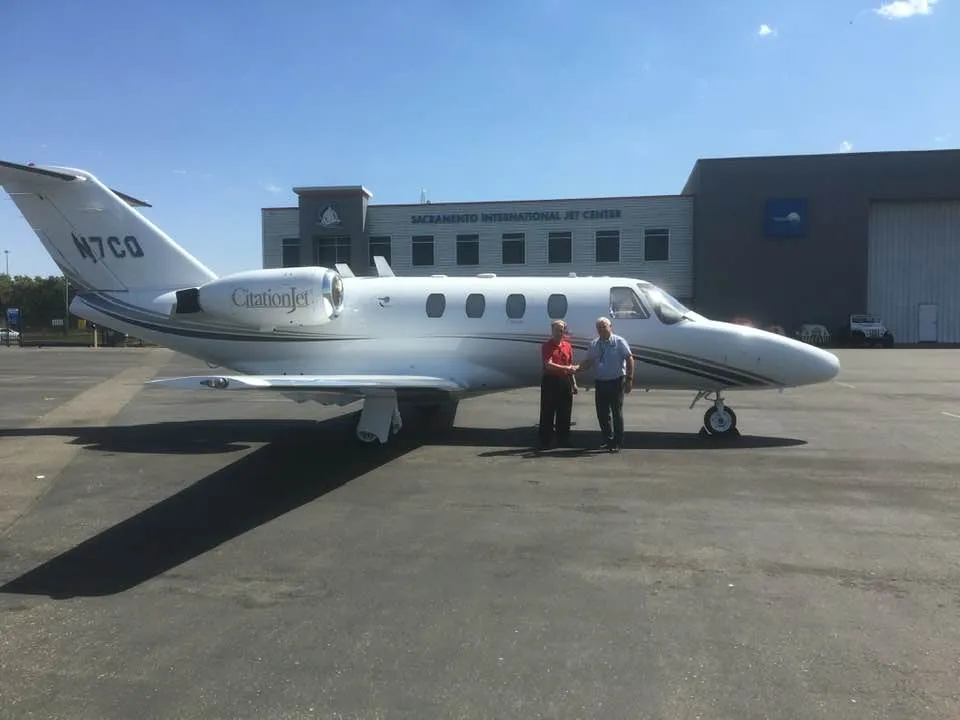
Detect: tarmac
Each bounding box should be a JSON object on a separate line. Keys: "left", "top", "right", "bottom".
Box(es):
{"left": 0, "top": 345, "right": 958, "bottom": 719}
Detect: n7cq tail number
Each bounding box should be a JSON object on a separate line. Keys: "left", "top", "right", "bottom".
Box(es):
{"left": 73, "top": 234, "right": 145, "bottom": 261}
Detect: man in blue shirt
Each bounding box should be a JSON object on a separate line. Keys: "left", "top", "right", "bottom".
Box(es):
{"left": 575, "top": 316, "right": 634, "bottom": 452}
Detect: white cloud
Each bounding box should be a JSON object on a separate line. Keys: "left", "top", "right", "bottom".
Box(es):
{"left": 875, "top": 0, "right": 938, "bottom": 19}
{"left": 839, "top": 140, "right": 854, "bottom": 152}
{"left": 263, "top": 183, "right": 283, "bottom": 194}
{"left": 758, "top": 23, "right": 776, "bottom": 36}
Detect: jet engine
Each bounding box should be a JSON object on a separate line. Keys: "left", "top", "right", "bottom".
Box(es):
{"left": 171, "top": 266, "right": 345, "bottom": 329}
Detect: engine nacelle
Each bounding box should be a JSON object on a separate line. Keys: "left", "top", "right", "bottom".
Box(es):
{"left": 172, "top": 266, "right": 345, "bottom": 329}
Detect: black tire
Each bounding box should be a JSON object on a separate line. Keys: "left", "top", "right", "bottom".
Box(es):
{"left": 703, "top": 405, "right": 738, "bottom": 436}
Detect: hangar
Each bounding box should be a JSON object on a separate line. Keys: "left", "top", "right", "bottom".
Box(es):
{"left": 262, "top": 148, "right": 960, "bottom": 344}
{"left": 685, "top": 148, "right": 960, "bottom": 345}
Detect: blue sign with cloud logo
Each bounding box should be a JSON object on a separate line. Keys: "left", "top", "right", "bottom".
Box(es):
{"left": 764, "top": 198, "right": 808, "bottom": 237}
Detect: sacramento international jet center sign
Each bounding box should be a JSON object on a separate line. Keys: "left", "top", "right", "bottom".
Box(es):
{"left": 410, "top": 208, "right": 623, "bottom": 224}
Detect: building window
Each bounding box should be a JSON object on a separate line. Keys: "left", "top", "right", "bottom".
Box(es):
{"left": 465, "top": 293, "right": 485, "bottom": 318}
{"left": 506, "top": 293, "right": 526, "bottom": 319}
{"left": 548, "top": 232, "right": 572, "bottom": 264}
{"left": 314, "top": 235, "right": 350, "bottom": 267}
{"left": 644, "top": 228, "right": 669, "bottom": 262}
{"left": 501, "top": 233, "right": 525, "bottom": 264}
{"left": 457, "top": 234, "right": 479, "bottom": 265}
{"left": 369, "top": 236, "right": 391, "bottom": 266}
{"left": 596, "top": 230, "right": 620, "bottom": 263}
{"left": 547, "top": 293, "right": 567, "bottom": 319}
{"left": 426, "top": 293, "right": 446, "bottom": 318}
{"left": 281, "top": 238, "right": 300, "bottom": 268}
{"left": 609, "top": 286, "right": 650, "bottom": 319}
{"left": 412, "top": 235, "right": 434, "bottom": 266}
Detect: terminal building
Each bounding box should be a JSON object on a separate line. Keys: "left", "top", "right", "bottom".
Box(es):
{"left": 262, "top": 148, "right": 960, "bottom": 344}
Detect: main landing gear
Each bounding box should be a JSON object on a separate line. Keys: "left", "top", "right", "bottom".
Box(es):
{"left": 356, "top": 392, "right": 403, "bottom": 445}
{"left": 690, "top": 390, "right": 740, "bottom": 439}
{"left": 353, "top": 393, "right": 459, "bottom": 446}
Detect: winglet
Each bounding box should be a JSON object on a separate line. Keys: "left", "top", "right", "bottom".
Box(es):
{"left": 374, "top": 255, "right": 395, "bottom": 277}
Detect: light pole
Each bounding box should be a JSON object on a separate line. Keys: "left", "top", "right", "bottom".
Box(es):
{"left": 3, "top": 249, "right": 8, "bottom": 276}
{"left": 63, "top": 275, "right": 70, "bottom": 335}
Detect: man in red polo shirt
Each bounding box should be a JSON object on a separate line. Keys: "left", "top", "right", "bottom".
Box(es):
{"left": 538, "top": 319, "right": 578, "bottom": 449}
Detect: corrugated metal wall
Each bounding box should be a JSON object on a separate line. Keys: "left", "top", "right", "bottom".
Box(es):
{"left": 868, "top": 200, "right": 960, "bottom": 343}
{"left": 261, "top": 208, "right": 298, "bottom": 268}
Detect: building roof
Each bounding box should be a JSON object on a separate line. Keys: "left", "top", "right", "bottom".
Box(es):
{"left": 693, "top": 146, "right": 960, "bottom": 164}
{"left": 293, "top": 185, "right": 373, "bottom": 198}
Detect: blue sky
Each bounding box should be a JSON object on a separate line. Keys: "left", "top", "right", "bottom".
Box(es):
{"left": 1, "top": 0, "right": 955, "bottom": 277}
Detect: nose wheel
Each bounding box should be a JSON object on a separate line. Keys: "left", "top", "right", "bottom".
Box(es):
{"left": 691, "top": 390, "right": 740, "bottom": 439}
{"left": 703, "top": 404, "right": 738, "bottom": 436}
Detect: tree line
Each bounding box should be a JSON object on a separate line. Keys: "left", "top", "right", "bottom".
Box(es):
{"left": 0, "top": 274, "right": 76, "bottom": 330}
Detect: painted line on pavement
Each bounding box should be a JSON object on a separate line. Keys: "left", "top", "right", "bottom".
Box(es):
{"left": 0, "top": 349, "right": 173, "bottom": 536}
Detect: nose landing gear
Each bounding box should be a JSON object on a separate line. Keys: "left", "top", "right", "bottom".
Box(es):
{"left": 691, "top": 390, "right": 740, "bottom": 439}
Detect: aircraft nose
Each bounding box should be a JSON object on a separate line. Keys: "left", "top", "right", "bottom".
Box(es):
{"left": 800, "top": 345, "right": 841, "bottom": 385}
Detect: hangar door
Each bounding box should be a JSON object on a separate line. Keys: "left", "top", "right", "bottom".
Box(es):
{"left": 868, "top": 200, "right": 960, "bottom": 343}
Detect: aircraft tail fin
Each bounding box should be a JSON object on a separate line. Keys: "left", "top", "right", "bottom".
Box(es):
{"left": 0, "top": 160, "right": 217, "bottom": 292}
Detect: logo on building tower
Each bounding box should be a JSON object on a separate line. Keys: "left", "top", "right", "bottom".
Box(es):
{"left": 317, "top": 203, "right": 341, "bottom": 228}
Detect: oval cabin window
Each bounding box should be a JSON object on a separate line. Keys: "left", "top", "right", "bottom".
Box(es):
{"left": 466, "top": 293, "right": 486, "bottom": 318}
{"left": 426, "top": 293, "right": 446, "bottom": 318}
{"left": 547, "top": 294, "right": 567, "bottom": 319}
{"left": 506, "top": 293, "right": 526, "bottom": 319}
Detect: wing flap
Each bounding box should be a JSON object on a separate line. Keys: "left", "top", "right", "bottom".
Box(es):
{"left": 146, "top": 374, "right": 464, "bottom": 393}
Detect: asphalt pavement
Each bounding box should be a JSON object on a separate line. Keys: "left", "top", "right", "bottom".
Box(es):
{"left": 0, "top": 346, "right": 958, "bottom": 719}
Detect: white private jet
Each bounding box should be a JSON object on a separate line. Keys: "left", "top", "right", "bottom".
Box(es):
{"left": 0, "top": 160, "right": 840, "bottom": 444}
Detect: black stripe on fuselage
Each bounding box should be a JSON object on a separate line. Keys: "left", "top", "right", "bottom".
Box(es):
{"left": 81, "top": 295, "right": 777, "bottom": 387}
{"left": 451, "top": 333, "right": 777, "bottom": 387}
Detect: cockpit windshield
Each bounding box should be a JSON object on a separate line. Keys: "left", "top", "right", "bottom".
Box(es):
{"left": 636, "top": 283, "right": 697, "bottom": 325}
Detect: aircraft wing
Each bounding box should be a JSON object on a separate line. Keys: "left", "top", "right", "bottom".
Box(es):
{"left": 146, "top": 373, "right": 465, "bottom": 394}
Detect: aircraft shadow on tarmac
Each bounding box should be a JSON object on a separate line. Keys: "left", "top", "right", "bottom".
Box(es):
{"left": 0, "top": 417, "right": 807, "bottom": 456}
{"left": 0, "top": 414, "right": 805, "bottom": 600}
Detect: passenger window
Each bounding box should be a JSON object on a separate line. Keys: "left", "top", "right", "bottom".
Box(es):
{"left": 506, "top": 293, "right": 526, "bottom": 319}
{"left": 466, "top": 293, "right": 485, "bottom": 318}
{"left": 547, "top": 293, "right": 567, "bottom": 319}
{"left": 609, "top": 286, "right": 650, "bottom": 319}
{"left": 426, "top": 293, "right": 446, "bottom": 318}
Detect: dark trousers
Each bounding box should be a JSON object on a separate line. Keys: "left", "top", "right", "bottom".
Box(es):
{"left": 538, "top": 374, "right": 573, "bottom": 447}
{"left": 594, "top": 377, "right": 625, "bottom": 446}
